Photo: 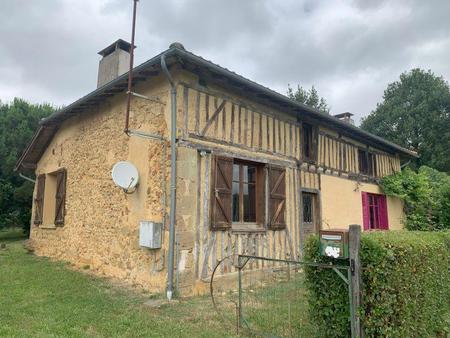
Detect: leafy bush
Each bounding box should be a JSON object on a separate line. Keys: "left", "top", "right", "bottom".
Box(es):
{"left": 305, "top": 231, "right": 450, "bottom": 337}
{"left": 380, "top": 166, "right": 450, "bottom": 230}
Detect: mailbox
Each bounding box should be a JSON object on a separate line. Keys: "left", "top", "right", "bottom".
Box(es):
{"left": 319, "top": 229, "right": 349, "bottom": 259}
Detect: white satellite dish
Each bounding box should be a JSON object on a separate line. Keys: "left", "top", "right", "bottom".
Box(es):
{"left": 111, "top": 161, "right": 139, "bottom": 191}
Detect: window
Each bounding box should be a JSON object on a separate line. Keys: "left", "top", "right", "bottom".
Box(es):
{"left": 362, "top": 192, "right": 388, "bottom": 230}
{"left": 210, "top": 156, "right": 286, "bottom": 231}
{"left": 358, "top": 149, "right": 376, "bottom": 176}
{"left": 232, "top": 162, "right": 258, "bottom": 223}
{"left": 33, "top": 169, "right": 67, "bottom": 227}
{"left": 301, "top": 191, "right": 320, "bottom": 236}
{"left": 302, "top": 123, "right": 316, "bottom": 161}
{"left": 302, "top": 193, "right": 314, "bottom": 223}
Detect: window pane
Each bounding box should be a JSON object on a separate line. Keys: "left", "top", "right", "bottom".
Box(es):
{"left": 247, "top": 166, "right": 256, "bottom": 183}
{"left": 233, "top": 164, "right": 240, "bottom": 181}
{"left": 302, "top": 193, "right": 313, "bottom": 223}
{"left": 242, "top": 165, "right": 248, "bottom": 183}
{"left": 243, "top": 183, "right": 256, "bottom": 222}
{"left": 232, "top": 182, "right": 240, "bottom": 222}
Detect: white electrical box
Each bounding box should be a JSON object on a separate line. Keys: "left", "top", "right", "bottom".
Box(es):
{"left": 139, "top": 221, "right": 162, "bottom": 249}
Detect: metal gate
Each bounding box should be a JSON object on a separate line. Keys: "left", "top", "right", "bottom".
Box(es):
{"left": 236, "top": 255, "right": 354, "bottom": 337}
{"left": 210, "top": 226, "right": 362, "bottom": 337}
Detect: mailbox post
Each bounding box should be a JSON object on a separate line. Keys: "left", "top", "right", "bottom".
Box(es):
{"left": 319, "top": 226, "right": 362, "bottom": 338}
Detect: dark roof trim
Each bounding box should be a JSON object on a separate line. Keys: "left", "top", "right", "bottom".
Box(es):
{"left": 16, "top": 44, "right": 417, "bottom": 171}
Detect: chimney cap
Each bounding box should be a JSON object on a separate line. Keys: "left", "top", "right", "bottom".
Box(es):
{"left": 98, "top": 39, "right": 134, "bottom": 57}
{"left": 334, "top": 112, "right": 354, "bottom": 119}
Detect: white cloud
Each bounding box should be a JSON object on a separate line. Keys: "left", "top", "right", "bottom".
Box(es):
{"left": 0, "top": 0, "right": 449, "bottom": 122}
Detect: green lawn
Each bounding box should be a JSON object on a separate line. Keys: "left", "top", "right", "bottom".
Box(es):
{"left": 0, "top": 233, "right": 234, "bottom": 338}
{"left": 0, "top": 231, "right": 315, "bottom": 337}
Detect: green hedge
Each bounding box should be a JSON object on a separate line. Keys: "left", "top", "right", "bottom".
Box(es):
{"left": 304, "top": 231, "right": 450, "bottom": 337}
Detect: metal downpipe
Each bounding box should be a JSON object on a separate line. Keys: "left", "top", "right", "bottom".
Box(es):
{"left": 161, "top": 52, "right": 177, "bottom": 301}
{"left": 19, "top": 173, "right": 36, "bottom": 183}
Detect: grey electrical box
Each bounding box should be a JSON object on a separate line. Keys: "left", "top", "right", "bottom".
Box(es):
{"left": 139, "top": 221, "right": 162, "bottom": 249}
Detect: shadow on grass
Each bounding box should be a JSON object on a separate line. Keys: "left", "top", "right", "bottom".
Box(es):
{"left": 0, "top": 228, "right": 28, "bottom": 242}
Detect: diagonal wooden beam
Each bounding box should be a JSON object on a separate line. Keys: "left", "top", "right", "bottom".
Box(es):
{"left": 201, "top": 100, "right": 226, "bottom": 136}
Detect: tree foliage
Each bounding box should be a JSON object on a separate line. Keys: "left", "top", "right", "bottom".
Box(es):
{"left": 361, "top": 69, "right": 450, "bottom": 172}
{"left": 287, "top": 84, "right": 330, "bottom": 113}
{"left": 380, "top": 166, "right": 450, "bottom": 231}
{"left": 0, "top": 99, "right": 54, "bottom": 233}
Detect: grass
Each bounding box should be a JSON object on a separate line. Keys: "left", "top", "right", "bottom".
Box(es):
{"left": 0, "top": 227, "right": 27, "bottom": 242}
{"left": 0, "top": 230, "right": 315, "bottom": 337}
{"left": 0, "top": 232, "right": 233, "bottom": 338}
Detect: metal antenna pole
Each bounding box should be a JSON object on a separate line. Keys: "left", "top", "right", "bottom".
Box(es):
{"left": 124, "top": 0, "right": 138, "bottom": 134}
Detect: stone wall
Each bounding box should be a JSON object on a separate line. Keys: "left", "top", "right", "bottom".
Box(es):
{"left": 30, "top": 76, "right": 172, "bottom": 293}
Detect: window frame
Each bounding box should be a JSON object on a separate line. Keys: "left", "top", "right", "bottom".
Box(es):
{"left": 35, "top": 168, "right": 67, "bottom": 228}
{"left": 301, "top": 122, "right": 317, "bottom": 162}
{"left": 362, "top": 192, "right": 389, "bottom": 231}
{"left": 231, "top": 159, "right": 265, "bottom": 230}
{"left": 358, "top": 149, "right": 377, "bottom": 176}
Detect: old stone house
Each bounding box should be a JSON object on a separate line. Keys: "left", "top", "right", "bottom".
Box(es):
{"left": 16, "top": 40, "right": 417, "bottom": 296}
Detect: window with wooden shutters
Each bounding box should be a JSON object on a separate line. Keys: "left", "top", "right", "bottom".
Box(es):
{"left": 268, "top": 165, "right": 286, "bottom": 230}
{"left": 33, "top": 174, "right": 46, "bottom": 225}
{"left": 54, "top": 169, "right": 67, "bottom": 225}
{"left": 210, "top": 156, "right": 233, "bottom": 230}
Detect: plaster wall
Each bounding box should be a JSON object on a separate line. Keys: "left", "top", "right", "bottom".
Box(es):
{"left": 320, "top": 174, "right": 404, "bottom": 231}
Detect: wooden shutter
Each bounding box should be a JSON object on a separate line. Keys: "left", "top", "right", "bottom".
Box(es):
{"left": 33, "top": 174, "right": 46, "bottom": 225}
{"left": 268, "top": 166, "right": 286, "bottom": 230}
{"left": 379, "top": 195, "right": 389, "bottom": 230}
{"left": 54, "top": 169, "right": 67, "bottom": 226}
{"left": 210, "top": 156, "right": 232, "bottom": 230}
{"left": 361, "top": 192, "right": 370, "bottom": 230}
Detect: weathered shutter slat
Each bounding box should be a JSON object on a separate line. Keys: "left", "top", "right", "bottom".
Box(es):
{"left": 33, "top": 174, "right": 46, "bottom": 225}
{"left": 54, "top": 169, "right": 67, "bottom": 226}
{"left": 268, "top": 165, "right": 286, "bottom": 230}
{"left": 361, "top": 192, "right": 370, "bottom": 230}
{"left": 210, "top": 156, "right": 232, "bottom": 230}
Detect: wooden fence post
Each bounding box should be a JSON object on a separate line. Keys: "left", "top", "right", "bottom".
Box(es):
{"left": 349, "top": 224, "right": 362, "bottom": 337}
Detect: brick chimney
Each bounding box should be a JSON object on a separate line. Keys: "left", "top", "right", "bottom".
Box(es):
{"left": 97, "top": 39, "right": 133, "bottom": 88}
{"left": 334, "top": 112, "right": 354, "bottom": 125}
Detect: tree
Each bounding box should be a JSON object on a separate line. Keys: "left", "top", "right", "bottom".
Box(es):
{"left": 287, "top": 84, "right": 330, "bottom": 114}
{"left": 0, "top": 99, "right": 55, "bottom": 234}
{"left": 380, "top": 166, "right": 450, "bottom": 231}
{"left": 361, "top": 69, "right": 450, "bottom": 173}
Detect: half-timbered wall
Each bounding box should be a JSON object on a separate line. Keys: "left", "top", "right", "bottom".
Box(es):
{"left": 183, "top": 151, "right": 302, "bottom": 288}
{"left": 176, "top": 83, "right": 400, "bottom": 178}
